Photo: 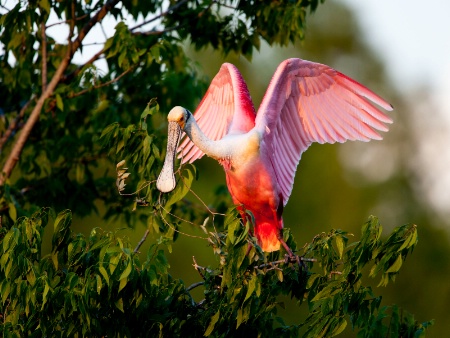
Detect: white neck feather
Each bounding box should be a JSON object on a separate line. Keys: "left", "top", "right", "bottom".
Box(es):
{"left": 184, "top": 118, "right": 230, "bottom": 160}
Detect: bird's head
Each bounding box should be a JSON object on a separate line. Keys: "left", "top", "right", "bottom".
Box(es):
{"left": 168, "top": 106, "right": 192, "bottom": 130}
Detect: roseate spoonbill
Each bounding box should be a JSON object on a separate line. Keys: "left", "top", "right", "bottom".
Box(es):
{"left": 157, "top": 58, "right": 393, "bottom": 254}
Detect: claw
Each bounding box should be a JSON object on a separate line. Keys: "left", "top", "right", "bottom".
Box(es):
{"left": 277, "top": 231, "right": 310, "bottom": 270}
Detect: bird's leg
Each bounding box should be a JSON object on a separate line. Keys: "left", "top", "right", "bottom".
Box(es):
{"left": 245, "top": 242, "right": 252, "bottom": 256}
{"left": 277, "top": 231, "right": 307, "bottom": 269}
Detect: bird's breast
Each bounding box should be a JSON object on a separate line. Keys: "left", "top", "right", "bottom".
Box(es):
{"left": 216, "top": 131, "right": 260, "bottom": 172}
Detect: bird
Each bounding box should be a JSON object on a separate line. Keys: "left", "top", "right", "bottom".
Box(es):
{"left": 156, "top": 58, "right": 393, "bottom": 254}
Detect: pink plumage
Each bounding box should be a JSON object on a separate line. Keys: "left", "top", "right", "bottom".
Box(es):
{"left": 163, "top": 58, "right": 393, "bottom": 252}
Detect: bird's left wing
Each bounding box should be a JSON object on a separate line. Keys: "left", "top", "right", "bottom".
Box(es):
{"left": 255, "top": 58, "right": 393, "bottom": 205}
{"left": 179, "top": 63, "right": 256, "bottom": 163}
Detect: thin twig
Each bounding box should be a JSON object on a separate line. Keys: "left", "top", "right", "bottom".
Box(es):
{"left": 132, "top": 25, "right": 185, "bottom": 36}
{"left": 0, "top": 3, "right": 11, "bottom": 12}
{"left": 192, "top": 256, "right": 206, "bottom": 280}
{"left": 82, "top": 42, "right": 106, "bottom": 47}
{"left": 119, "top": 180, "right": 154, "bottom": 197}
{"left": 329, "top": 271, "right": 343, "bottom": 279}
{"left": 68, "top": 67, "right": 133, "bottom": 98}
{"left": 186, "top": 281, "right": 205, "bottom": 292}
{"left": 45, "top": 14, "right": 89, "bottom": 29}
{"left": 177, "top": 169, "right": 226, "bottom": 219}
{"left": 159, "top": 204, "right": 202, "bottom": 228}
{"left": 158, "top": 206, "right": 208, "bottom": 240}
{"left": 254, "top": 256, "right": 317, "bottom": 271}
{"left": 130, "top": 0, "right": 189, "bottom": 32}
{"left": 134, "top": 229, "right": 150, "bottom": 253}
{"left": 99, "top": 21, "right": 108, "bottom": 41}
{"left": 212, "top": 0, "right": 237, "bottom": 10}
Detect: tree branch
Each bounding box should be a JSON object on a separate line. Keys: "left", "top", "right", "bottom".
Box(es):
{"left": 186, "top": 281, "right": 205, "bottom": 292}
{"left": 45, "top": 13, "right": 89, "bottom": 29}
{"left": 134, "top": 229, "right": 150, "bottom": 253}
{"left": 0, "top": 0, "right": 121, "bottom": 185}
{"left": 130, "top": 0, "right": 189, "bottom": 32}
{"left": 0, "top": 53, "right": 72, "bottom": 185}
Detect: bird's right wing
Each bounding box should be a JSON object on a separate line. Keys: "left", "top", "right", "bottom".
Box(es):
{"left": 255, "top": 58, "right": 393, "bottom": 205}
{"left": 179, "top": 63, "right": 256, "bottom": 164}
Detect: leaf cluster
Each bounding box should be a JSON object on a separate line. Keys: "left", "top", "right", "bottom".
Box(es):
{"left": 0, "top": 208, "right": 433, "bottom": 337}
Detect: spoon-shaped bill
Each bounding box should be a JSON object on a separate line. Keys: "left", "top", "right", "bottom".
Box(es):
{"left": 156, "top": 122, "right": 182, "bottom": 193}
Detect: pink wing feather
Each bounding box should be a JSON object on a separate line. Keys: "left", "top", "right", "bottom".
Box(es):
{"left": 179, "top": 63, "right": 256, "bottom": 164}
{"left": 255, "top": 58, "right": 393, "bottom": 205}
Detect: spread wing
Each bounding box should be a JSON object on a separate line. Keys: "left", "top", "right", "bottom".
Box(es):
{"left": 255, "top": 58, "right": 393, "bottom": 205}
{"left": 179, "top": 63, "right": 256, "bottom": 163}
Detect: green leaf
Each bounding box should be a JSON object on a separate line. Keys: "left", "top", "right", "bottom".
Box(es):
{"left": 276, "top": 269, "right": 283, "bottom": 282}
{"left": 118, "top": 260, "right": 132, "bottom": 293}
{"left": 335, "top": 236, "right": 344, "bottom": 259}
{"left": 2, "top": 229, "right": 14, "bottom": 252}
{"left": 244, "top": 274, "right": 257, "bottom": 302}
{"left": 99, "top": 266, "right": 110, "bottom": 286}
{"left": 115, "top": 298, "right": 124, "bottom": 312}
{"left": 56, "top": 94, "right": 64, "bottom": 111}
{"left": 236, "top": 307, "right": 244, "bottom": 329}
{"left": 164, "top": 168, "right": 194, "bottom": 208}
{"left": 109, "top": 254, "right": 121, "bottom": 274}
{"left": 150, "top": 44, "right": 160, "bottom": 62}
{"left": 118, "top": 277, "right": 127, "bottom": 293}
{"left": 8, "top": 202, "right": 17, "bottom": 221}
{"left": 1, "top": 281, "right": 11, "bottom": 305}
{"left": 41, "top": 282, "right": 50, "bottom": 309}
{"left": 204, "top": 309, "right": 220, "bottom": 337}
{"left": 227, "top": 219, "right": 240, "bottom": 244}
{"left": 307, "top": 274, "right": 321, "bottom": 289}
{"left": 119, "top": 260, "right": 132, "bottom": 281}
{"left": 386, "top": 255, "right": 403, "bottom": 273}
{"left": 332, "top": 318, "right": 347, "bottom": 336}
{"left": 52, "top": 210, "right": 72, "bottom": 249}
{"left": 311, "top": 281, "right": 341, "bottom": 302}
{"left": 39, "top": 0, "right": 51, "bottom": 14}
{"left": 96, "top": 274, "right": 103, "bottom": 295}
{"left": 100, "top": 122, "right": 119, "bottom": 140}
{"left": 51, "top": 252, "right": 58, "bottom": 270}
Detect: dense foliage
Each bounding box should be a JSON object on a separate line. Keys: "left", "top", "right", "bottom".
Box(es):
{"left": 0, "top": 208, "right": 433, "bottom": 336}
{"left": 0, "top": 0, "right": 435, "bottom": 336}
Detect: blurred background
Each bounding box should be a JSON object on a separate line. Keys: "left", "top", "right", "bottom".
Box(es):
{"left": 166, "top": 0, "right": 450, "bottom": 335}
{"left": 65, "top": 0, "right": 450, "bottom": 335}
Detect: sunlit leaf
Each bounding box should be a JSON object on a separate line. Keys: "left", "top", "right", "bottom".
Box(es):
{"left": 386, "top": 255, "right": 403, "bottom": 273}
{"left": 204, "top": 309, "right": 220, "bottom": 337}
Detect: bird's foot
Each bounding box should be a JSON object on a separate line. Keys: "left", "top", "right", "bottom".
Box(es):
{"left": 283, "top": 253, "right": 316, "bottom": 270}
{"left": 278, "top": 235, "right": 316, "bottom": 270}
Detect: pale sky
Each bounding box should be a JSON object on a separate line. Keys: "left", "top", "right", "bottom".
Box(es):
{"left": 341, "top": 0, "right": 450, "bottom": 95}
{"left": 341, "top": 0, "right": 450, "bottom": 223}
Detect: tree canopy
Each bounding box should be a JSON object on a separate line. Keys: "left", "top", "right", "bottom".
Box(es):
{"left": 0, "top": 0, "right": 436, "bottom": 336}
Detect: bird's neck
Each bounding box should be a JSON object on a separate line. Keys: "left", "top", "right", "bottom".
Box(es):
{"left": 184, "top": 119, "right": 229, "bottom": 160}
